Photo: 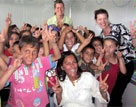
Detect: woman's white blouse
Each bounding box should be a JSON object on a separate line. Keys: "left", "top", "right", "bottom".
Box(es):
{"left": 54, "top": 72, "right": 109, "bottom": 107}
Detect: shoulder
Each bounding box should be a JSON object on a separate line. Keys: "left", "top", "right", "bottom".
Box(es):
{"left": 47, "top": 15, "right": 57, "bottom": 25}
{"left": 81, "top": 72, "right": 94, "bottom": 79}
{"left": 110, "top": 23, "right": 127, "bottom": 29}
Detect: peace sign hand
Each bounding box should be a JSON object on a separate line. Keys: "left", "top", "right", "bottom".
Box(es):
{"left": 48, "top": 76, "right": 63, "bottom": 95}
{"left": 99, "top": 74, "right": 109, "bottom": 95}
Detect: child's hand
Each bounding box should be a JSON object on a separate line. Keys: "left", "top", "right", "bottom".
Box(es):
{"left": 31, "top": 25, "right": 37, "bottom": 33}
{"left": 48, "top": 76, "right": 62, "bottom": 95}
{"left": 21, "top": 23, "right": 27, "bottom": 31}
{"left": 130, "top": 20, "right": 136, "bottom": 38}
{"left": 5, "top": 13, "right": 12, "bottom": 26}
{"left": 77, "top": 25, "right": 87, "bottom": 32}
{"left": 83, "top": 33, "right": 93, "bottom": 46}
{"left": 12, "top": 55, "right": 23, "bottom": 70}
{"left": 99, "top": 74, "right": 109, "bottom": 94}
{"left": 116, "top": 50, "right": 123, "bottom": 59}
{"left": 62, "top": 26, "right": 73, "bottom": 34}
{"left": 41, "top": 25, "right": 49, "bottom": 42}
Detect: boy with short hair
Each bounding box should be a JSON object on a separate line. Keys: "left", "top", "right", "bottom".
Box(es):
{"left": 0, "top": 28, "right": 61, "bottom": 107}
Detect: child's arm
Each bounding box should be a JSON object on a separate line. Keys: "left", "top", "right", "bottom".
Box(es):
{"left": 0, "top": 57, "right": 8, "bottom": 77}
{"left": 44, "top": 25, "right": 61, "bottom": 61}
{"left": 47, "top": 27, "right": 61, "bottom": 61}
{"left": 58, "top": 26, "right": 73, "bottom": 50}
{"left": 4, "top": 13, "right": 12, "bottom": 41}
{"left": 117, "top": 51, "right": 126, "bottom": 74}
{"left": 41, "top": 25, "right": 49, "bottom": 56}
{"left": 76, "top": 34, "right": 93, "bottom": 54}
{"left": 0, "top": 56, "right": 22, "bottom": 90}
{"left": 0, "top": 30, "right": 9, "bottom": 64}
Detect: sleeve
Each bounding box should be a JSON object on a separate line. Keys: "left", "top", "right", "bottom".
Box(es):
{"left": 40, "top": 55, "right": 56, "bottom": 71}
{"left": 88, "top": 73, "right": 110, "bottom": 104}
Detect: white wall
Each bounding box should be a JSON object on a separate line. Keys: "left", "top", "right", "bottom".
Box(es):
{"left": 0, "top": 0, "right": 135, "bottom": 106}
{"left": 0, "top": 0, "right": 135, "bottom": 36}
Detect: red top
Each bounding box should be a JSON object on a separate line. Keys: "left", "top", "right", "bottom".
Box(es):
{"left": 4, "top": 49, "right": 13, "bottom": 56}
{"left": 97, "top": 60, "right": 120, "bottom": 94}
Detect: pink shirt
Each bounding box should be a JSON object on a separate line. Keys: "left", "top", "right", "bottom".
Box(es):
{"left": 8, "top": 55, "right": 56, "bottom": 107}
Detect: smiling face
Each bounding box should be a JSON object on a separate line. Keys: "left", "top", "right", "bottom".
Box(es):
{"left": 9, "top": 33, "right": 19, "bottom": 48}
{"left": 81, "top": 47, "right": 94, "bottom": 64}
{"left": 13, "top": 44, "right": 20, "bottom": 59}
{"left": 103, "top": 39, "right": 117, "bottom": 56}
{"left": 54, "top": 3, "right": 64, "bottom": 16}
{"left": 61, "top": 54, "right": 78, "bottom": 78}
{"left": 92, "top": 40, "right": 103, "bottom": 55}
{"left": 20, "top": 44, "right": 38, "bottom": 66}
{"left": 95, "top": 13, "right": 109, "bottom": 30}
{"left": 65, "top": 32, "right": 76, "bottom": 50}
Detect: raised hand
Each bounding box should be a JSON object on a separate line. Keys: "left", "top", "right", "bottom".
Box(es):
{"left": 12, "top": 55, "right": 23, "bottom": 70}
{"left": 116, "top": 50, "right": 123, "bottom": 59}
{"left": 5, "top": 13, "right": 12, "bottom": 26}
{"left": 83, "top": 33, "right": 93, "bottom": 46}
{"left": 130, "top": 20, "right": 136, "bottom": 38}
{"left": 21, "top": 23, "right": 27, "bottom": 31}
{"left": 99, "top": 74, "right": 109, "bottom": 94}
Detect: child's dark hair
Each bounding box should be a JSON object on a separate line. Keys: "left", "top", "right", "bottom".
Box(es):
{"left": 57, "top": 51, "right": 83, "bottom": 81}
{"left": 20, "top": 30, "right": 32, "bottom": 38}
{"left": 94, "top": 8, "right": 109, "bottom": 20}
{"left": 19, "top": 36, "right": 40, "bottom": 51}
{"left": 13, "top": 41, "right": 19, "bottom": 47}
{"left": 8, "top": 24, "right": 17, "bottom": 33}
{"left": 6, "top": 32, "right": 20, "bottom": 48}
{"left": 26, "top": 23, "right": 32, "bottom": 30}
{"left": 90, "top": 36, "right": 103, "bottom": 48}
{"left": 82, "top": 45, "right": 95, "bottom": 53}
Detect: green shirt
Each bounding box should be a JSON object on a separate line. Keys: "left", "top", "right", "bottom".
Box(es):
{"left": 47, "top": 15, "right": 73, "bottom": 26}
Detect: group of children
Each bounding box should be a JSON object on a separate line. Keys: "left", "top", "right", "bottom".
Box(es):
{"left": 0, "top": 11, "right": 130, "bottom": 107}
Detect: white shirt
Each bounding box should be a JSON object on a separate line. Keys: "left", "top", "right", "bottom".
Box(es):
{"left": 63, "top": 43, "right": 80, "bottom": 53}
{"left": 54, "top": 72, "right": 109, "bottom": 107}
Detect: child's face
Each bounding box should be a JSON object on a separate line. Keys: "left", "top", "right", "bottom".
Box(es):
{"left": 9, "top": 34, "right": 19, "bottom": 48}
{"left": 20, "top": 44, "right": 38, "bottom": 66}
{"left": 81, "top": 48, "right": 94, "bottom": 64}
{"left": 92, "top": 40, "right": 103, "bottom": 54}
{"left": 65, "top": 32, "right": 75, "bottom": 49}
{"left": 104, "top": 39, "right": 117, "bottom": 56}
{"left": 38, "top": 47, "right": 44, "bottom": 57}
{"left": 12, "top": 44, "right": 20, "bottom": 59}
{"left": 52, "top": 31, "right": 59, "bottom": 42}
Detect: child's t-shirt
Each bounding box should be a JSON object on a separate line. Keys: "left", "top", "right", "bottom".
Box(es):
{"left": 63, "top": 43, "right": 80, "bottom": 53}
{"left": 8, "top": 55, "right": 56, "bottom": 107}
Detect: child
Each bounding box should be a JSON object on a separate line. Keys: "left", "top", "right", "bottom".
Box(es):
{"left": 58, "top": 26, "right": 85, "bottom": 53}
{"left": 78, "top": 46, "right": 95, "bottom": 75}
{"left": 0, "top": 30, "right": 61, "bottom": 107}
{"left": 98, "top": 36, "right": 126, "bottom": 94}
{"left": 75, "top": 34, "right": 95, "bottom": 75}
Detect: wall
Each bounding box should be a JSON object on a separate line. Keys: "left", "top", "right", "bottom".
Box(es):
{"left": 0, "top": 0, "right": 135, "bottom": 106}
{"left": 0, "top": 0, "right": 135, "bottom": 35}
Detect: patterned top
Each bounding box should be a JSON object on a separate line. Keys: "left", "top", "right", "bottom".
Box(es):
{"left": 99, "top": 23, "right": 135, "bottom": 64}
{"left": 8, "top": 56, "right": 56, "bottom": 107}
